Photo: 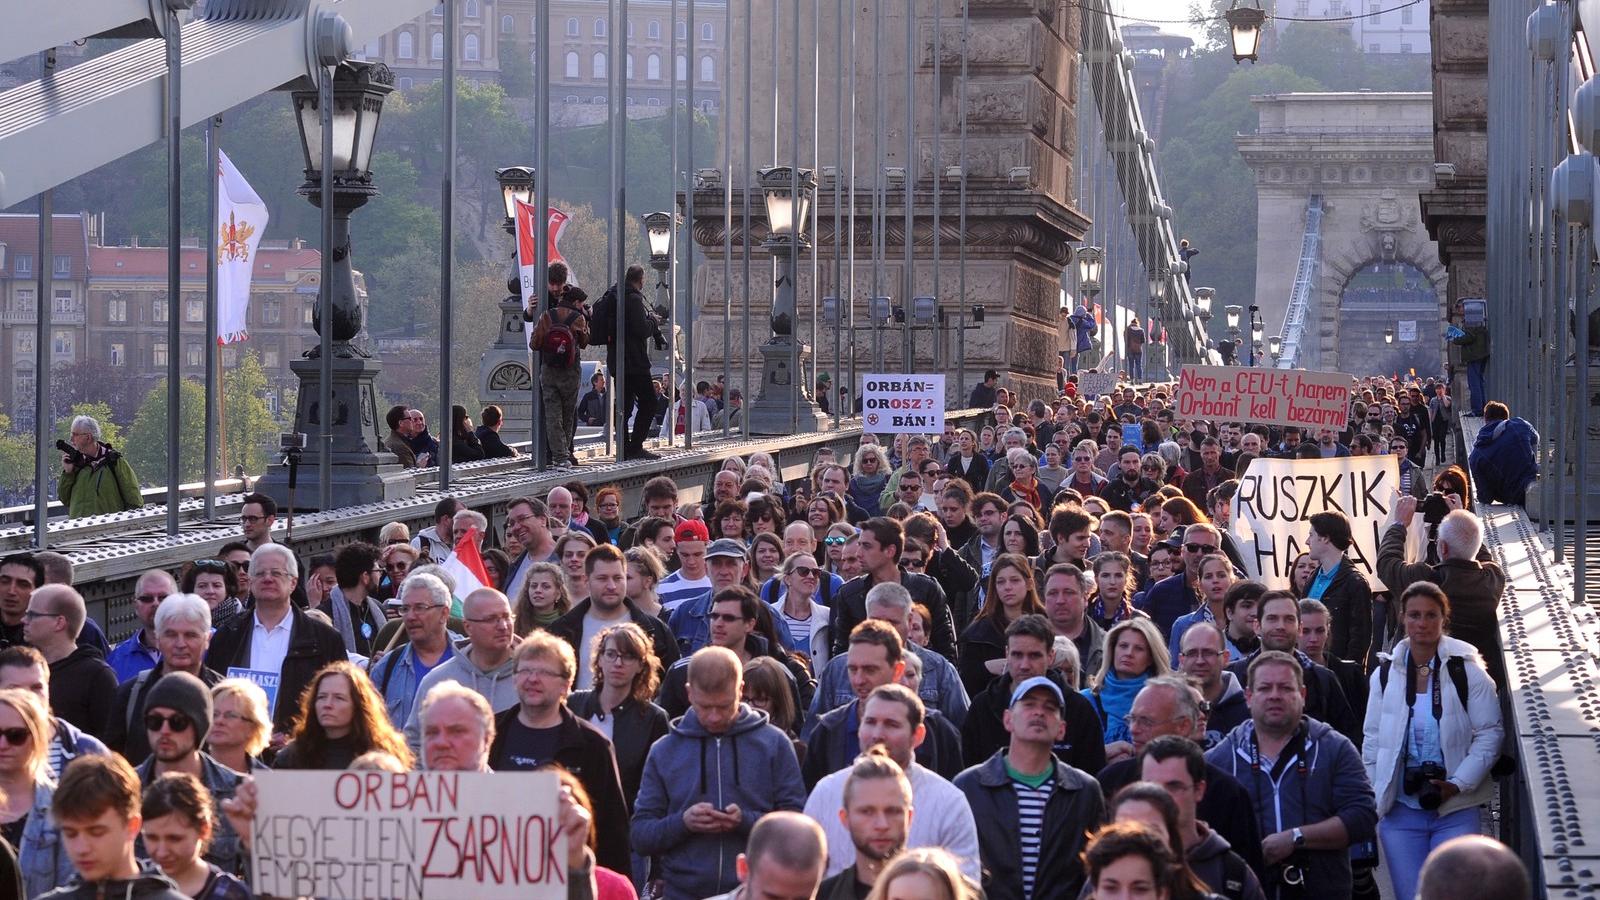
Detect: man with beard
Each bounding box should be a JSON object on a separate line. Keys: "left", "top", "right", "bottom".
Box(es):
{"left": 1100, "top": 446, "right": 1159, "bottom": 513}
{"left": 133, "top": 672, "right": 244, "bottom": 875}
{"left": 816, "top": 750, "right": 914, "bottom": 900}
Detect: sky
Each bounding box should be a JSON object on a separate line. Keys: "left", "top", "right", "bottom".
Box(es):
{"left": 1116, "top": 0, "right": 1213, "bottom": 45}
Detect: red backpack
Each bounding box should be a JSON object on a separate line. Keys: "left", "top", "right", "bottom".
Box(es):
{"left": 530, "top": 303, "right": 589, "bottom": 369}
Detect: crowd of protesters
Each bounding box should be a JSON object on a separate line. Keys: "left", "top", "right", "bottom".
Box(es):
{"left": 0, "top": 370, "right": 1539, "bottom": 900}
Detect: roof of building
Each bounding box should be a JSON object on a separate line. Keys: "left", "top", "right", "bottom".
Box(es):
{"left": 88, "top": 243, "right": 321, "bottom": 284}
{"left": 0, "top": 213, "right": 90, "bottom": 279}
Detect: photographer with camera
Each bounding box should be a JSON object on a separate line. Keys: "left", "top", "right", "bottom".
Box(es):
{"left": 56, "top": 415, "right": 141, "bottom": 518}
{"left": 590, "top": 264, "right": 665, "bottom": 461}
{"left": 1361, "top": 582, "right": 1502, "bottom": 900}
{"left": 1377, "top": 496, "right": 1508, "bottom": 690}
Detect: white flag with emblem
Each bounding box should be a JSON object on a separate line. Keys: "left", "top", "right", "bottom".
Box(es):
{"left": 215, "top": 149, "right": 268, "bottom": 344}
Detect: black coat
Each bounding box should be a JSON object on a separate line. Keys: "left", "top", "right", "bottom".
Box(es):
{"left": 1096, "top": 757, "right": 1264, "bottom": 875}
{"left": 592, "top": 283, "right": 658, "bottom": 374}
{"left": 475, "top": 424, "right": 518, "bottom": 459}
{"left": 566, "top": 690, "right": 670, "bottom": 808}
{"left": 800, "top": 698, "right": 963, "bottom": 790}
{"left": 547, "top": 599, "right": 680, "bottom": 674}
{"left": 1315, "top": 560, "right": 1372, "bottom": 664}
{"left": 104, "top": 665, "right": 225, "bottom": 764}
{"left": 955, "top": 751, "right": 1106, "bottom": 900}
{"left": 489, "top": 705, "right": 631, "bottom": 875}
{"left": 204, "top": 606, "right": 348, "bottom": 732}
{"left": 960, "top": 670, "right": 1106, "bottom": 775}
{"left": 830, "top": 570, "right": 957, "bottom": 661}
{"left": 947, "top": 452, "right": 991, "bottom": 496}
{"left": 48, "top": 646, "right": 118, "bottom": 740}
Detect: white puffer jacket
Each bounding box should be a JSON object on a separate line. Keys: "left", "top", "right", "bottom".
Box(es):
{"left": 1361, "top": 635, "right": 1503, "bottom": 817}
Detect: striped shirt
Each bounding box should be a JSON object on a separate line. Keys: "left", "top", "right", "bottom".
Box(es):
{"left": 656, "top": 572, "right": 711, "bottom": 615}
{"left": 1008, "top": 763, "right": 1055, "bottom": 899}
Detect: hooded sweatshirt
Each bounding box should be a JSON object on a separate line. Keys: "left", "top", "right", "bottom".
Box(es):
{"left": 403, "top": 644, "right": 519, "bottom": 755}
{"left": 37, "top": 859, "right": 187, "bottom": 900}
{"left": 1187, "top": 822, "right": 1267, "bottom": 900}
{"left": 1468, "top": 416, "right": 1540, "bottom": 505}
{"left": 1202, "top": 671, "right": 1249, "bottom": 748}
{"left": 630, "top": 704, "right": 806, "bottom": 900}
{"left": 47, "top": 645, "right": 118, "bottom": 740}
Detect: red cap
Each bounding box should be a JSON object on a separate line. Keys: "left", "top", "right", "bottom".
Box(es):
{"left": 673, "top": 519, "right": 710, "bottom": 544}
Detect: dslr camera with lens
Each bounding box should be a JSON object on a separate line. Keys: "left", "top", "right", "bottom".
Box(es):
{"left": 1403, "top": 761, "right": 1448, "bottom": 810}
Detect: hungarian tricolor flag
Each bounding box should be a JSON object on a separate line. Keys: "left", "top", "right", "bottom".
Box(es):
{"left": 436, "top": 527, "right": 490, "bottom": 617}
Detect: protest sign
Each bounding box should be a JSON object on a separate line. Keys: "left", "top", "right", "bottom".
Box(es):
{"left": 1176, "top": 365, "right": 1351, "bottom": 431}
{"left": 1230, "top": 455, "right": 1422, "bottom": 591}
{"left": 1077, "top": 371, "right": 1117, "bottom": 397}
{"left": 862, "top": 374, "right": 945, "bottom": 434}
{"left": 226, "top": 668, "right": 280, "bottom": 713}
{"left": 252, "top": 770, "right": 566, "bottom": 900}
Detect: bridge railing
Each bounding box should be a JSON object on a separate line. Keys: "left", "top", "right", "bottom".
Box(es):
{"left": 1273, "top": 194, "right": 1324, "bottom": 369}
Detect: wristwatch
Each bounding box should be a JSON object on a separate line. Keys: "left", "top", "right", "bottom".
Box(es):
{"left": 1292, "top": 827, "right": 1306, "bottom": 848}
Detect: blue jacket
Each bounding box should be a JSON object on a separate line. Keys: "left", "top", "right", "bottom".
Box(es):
{"left": 631, "top": 704, "right": 807, "bottom": 900}
{"left": 668, "top": 592, "right": 796, "bottom": 657}
{"left": 1469, "top": 417, "right": 1539, "bottom": 505}
{"left": 1207, "top": 717, "right": 1377, "bottom": 900}
{"left": 19, "top": 780, "right": 72, "bottom": 899}
{"left": 1069, "top": 305, "right": 1096, "bottom": 353}
{"left": 1136, "top": 572, "right": 1200, "bottom": 643}
{"left": 106, "top": 630, "right": 159, "bottom": 683}
{"left": 371, "top": 640, "right": 457, "bottom": 727}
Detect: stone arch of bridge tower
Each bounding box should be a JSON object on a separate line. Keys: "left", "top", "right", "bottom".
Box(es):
{"left": 1312, "top": 226, "right": 1447, "bottom": 374}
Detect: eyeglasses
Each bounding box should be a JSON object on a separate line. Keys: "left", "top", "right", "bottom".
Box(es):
{"left": 1180, "top": 648, "right": 1222, "bottom": 661}
{"left": 134, "top": 593, "right": 166, "bottom": 606}
{"left": 465, "top": 612, "right": 514, "bottom": 625}
{"left": 238, "top": 515, "right": 267, "bottom": 525}
{"left": 708, "top": 612, "right": 749, "bottom": 624}
{"left": 600, "top": 649, "right": 640, "bottom": 663}
{"left": 902, "top": 559, "right": 927, "bottom": 570}
{"left": 1183, "top": 543, "right": 1215, "bottom": 554}
{"left": 214, "top": 710, "right": 249, "bottom": 724}
{"left": 1125, "top": 714, "right": 1179, "bottom": 730}
{"left": 21, "top": 610, "right": 62, "bottom": 621}
{"left": 515, "top": 666, "right": 566, "bottom": 681}
{"left": 400, "top": 603, "right": 446, "bottom": 616}
{"left": 385, "top": 563, "right": 411, "bottom": 572}
{"left": 144, "top": 712, "right": 194, "bottom": 733}
{"left": 252, "top": 570, "right": 293, "bottom": 581}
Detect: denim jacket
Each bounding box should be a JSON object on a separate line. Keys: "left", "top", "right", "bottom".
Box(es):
{"left": 136, "top": 754, "right": 245, "bottom": 876}
{"left": 20, "top": 779, "right": 72, "bottom": 899}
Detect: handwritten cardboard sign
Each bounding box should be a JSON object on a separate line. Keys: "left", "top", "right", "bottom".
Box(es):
{"left": 1230, "top": 455, "right": 1422, "bottom": 592}
{"left": 1176, "top": 365, "right": 1351, "bottom": 430}
{"left": 252, "top": 770, "right": 566, "bottom": 900}
{"left": 1077, "top": 371, "right": 1118, "bottom": 397}
{"left": 863, "top": 374, "right": 945, "bottom": 434}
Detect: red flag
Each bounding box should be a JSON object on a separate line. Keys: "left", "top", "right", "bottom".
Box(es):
{"left": 515, "top": 202, "right": 575, "bottom": 297}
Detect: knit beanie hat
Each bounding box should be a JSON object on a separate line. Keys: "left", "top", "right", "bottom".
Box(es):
{"left": 143, "top": 671, "right": 213, "bottom": 744}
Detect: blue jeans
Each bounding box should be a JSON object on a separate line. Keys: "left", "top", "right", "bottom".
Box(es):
{"left": 1466, "top": 359, "right": 1488, "bottom": 415}
{"left": 1378, "top": 803, "right": 1480, "bottom": 900}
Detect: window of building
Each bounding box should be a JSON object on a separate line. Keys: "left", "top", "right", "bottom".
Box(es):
{"left": 676, "top": 54, "right": 687, "bottom": 80}
{"left": 594, "top": 18, "right": 606, "bottom": 37}
{"left": 185, "top": 296, "right": 203, "bottom": 322}
{"left": 676, "top": 21, "right": 687, "bottom": 40}
{"left": 700, "top": 55, "right": 714, "bottom": 82}
{"left": 399, "top": 76, "right": 415, "bottom": 91}
{"left": 153, "top": 299, "right": 168, "bottom": 322}
{"left": 627, "top": 96, "right": 635, "bottom": 105}
{"left": 1400, "top": 42, "right": 1412, "bottom": 52}
{"left": 302, "top": 303, "right": 314, "bottom": 326}
{"left": 53, "top": 290, "right": 74, "bottom": 315}
{"left": 566, "top": 17, "right": 579, "bottom": 37}
{"left": 433, "top": 2, "right": 443, "bottom": 16}
{"left": 1401, "top": 5, "right": 1413, "bottom": 23}
{"left": 186, "top": 342, "right": 202, "bottom": 367}
{"left": 398, "top": 31, "right": 414, "bottom": 58}
{"left": 1370, "top": 42, "right": 1381, "bottom": 52}
{"left": 677, "top": 98, "right": 686, "bottom": 107}
{"left": 592, "top": 96, "right": 607, "bottom": 105}
{"left": 109, "top": 342, "right": 125, "bottom": 367}
{"left": 432, "top": 32, "right": 445, "bottom": 59}
{"left": 627, "top": 21, "right": 634, "bottom": 38}
{"left": 52, "top": 330, "right": 72, "bottom": 358}
{"left": 109, "top": 297, "right": 128, "bottom": 322}
{"left": 264, "top": 348, "right": 281, "bottom": 369}
{"left": 14, "top": 254, "right": 30, "bottom": 275}
{"left": 701, "top": 22, "right": 713, "bottom": 42}
{"left": 464, "top": 0, "right": 479, "bottom": 19}
{"left": 1368, "top": 3, "right": 1380, "bottom": 22}
{"left": 565, "top": 51, "right": 580, "bottom": 78}
{"left": 593, "top": 51, "right": 607, "bottom": 78}
{"left": 13, "top": 290, "right": 33, "bottom": 313}
{"left": 647, "top": 53, "right": 661, "bottom": 80}
{"left": 626, "top": 53, "right": 634, "bottom": 78}
{"left": 14, "top": 370, "right": 34, "bottom": 405}
{"left": 266, "top": 393, "right": 280, "bottom": 415}
{"left": 564, "top": 95, "right": 579, "bottom": 104}
{"left": 153, "top": 341, "right": 168, "bottom": 367}
{"left": 53, "top": 255, "right": 70, "bottom": 276}
{"left": 502, "top": 14, "right": 514, "bottom": 33}
{"left": 465, "top": 34, "right": 481, "bottom": 61}
{"left": 648, "top": 20, "right": 661, "bottom": 39}
{"left": 531, "top": 18, "right": 537, "bottom": 36}
{"left": 647, "top": 97, "right": 662, "bottom": 107}
{"left": 263, "top": 299, "right": 282, "bottom": 324}
{"left": 702, "top": 98, "right": 715, "bottom": 112}
{"left": 14, "top": 332, "right": 33, "bottom": 354}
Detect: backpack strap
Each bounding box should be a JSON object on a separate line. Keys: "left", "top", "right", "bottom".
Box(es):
{"left": 124, "top": 668, "right": 155, "bottom": 736}
{"left": 1378, "top": 658, "right": 1391, "bottom": 693}
{"left": 1219, "top": 850, "right": 1249, "bottom": 900}
{"left": 377, "top": 648, "right": 403, "bottom": 696}
{"left": 1446, "top": 656, "right": 1470, "bottom": 713}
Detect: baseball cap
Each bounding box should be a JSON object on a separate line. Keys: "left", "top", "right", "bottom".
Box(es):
{"left": 673, "top": 520, "right": 710, "bottom": 544}
{"left": 1009, "top": 675, "right": 1064, "bottom": 710}
{"left": 705, "top": 538, "right": 748, "bottom": 560}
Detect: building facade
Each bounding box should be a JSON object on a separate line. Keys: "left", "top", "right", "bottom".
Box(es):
{"left": 1281, "top": 0, "right": 1432, "bottom": 54}
{"left": 359, "top": 0, "right": 726, "bottom": 111}
{"left": 0, "top": 212, "right": 324, "bottom": 433}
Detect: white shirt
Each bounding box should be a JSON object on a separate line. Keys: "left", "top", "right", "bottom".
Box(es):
{"left": 248, "top": 609, "right": 294, "bottom": 674}
{"left": 804, "top": 762, "right": 980, "bottom": 881}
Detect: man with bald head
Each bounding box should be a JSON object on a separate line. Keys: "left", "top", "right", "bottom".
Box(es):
{"left": 24, "top": 584, "right": 118, "bottom": 738}
{"left": 633, "top": 647, "right": 807, "bottom": 900}
{"left": 107, "top": 569, "right": 177, "bottom": 682}
{"left": 1417, "top": 836, "right": 1529, "bottom": 900}
{"left": 405, "top": 586, "right": 520, "bottom": 754}
{"left": 705, "top": 811, "right": 829, "bottom": 900}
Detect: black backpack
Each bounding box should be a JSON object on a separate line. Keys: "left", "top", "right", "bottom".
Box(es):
{"left": 1377, "top": 654, "right": 1470, "bottom": 714}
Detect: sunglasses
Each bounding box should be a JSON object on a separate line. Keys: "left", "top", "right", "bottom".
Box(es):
{"left": 1183, "top": 542, "right": 1216, "bottom": 554}
{"left": 708, "top": 612, "right": 749, "bottom": 624}
{"left": 787, "top": 567, "right": 821, "bottom": 578}
{"left": 144, "top": 712, "right": 194, "bottom": 733}
{"left": 823, "top": 536, "right": 849, "bottom": 546}
{"left": 0, "top": 727, "right": 29, "bottom": 746}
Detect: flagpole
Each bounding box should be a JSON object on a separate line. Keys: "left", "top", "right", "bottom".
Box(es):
{"left": 439, "top": 0, "right": 457, "bottom": 489}
{"left": 204, "top": 115, "right": 220, "bottom": 520}
{"left": 533, "top": 0, "right": 550, "bottom": 471}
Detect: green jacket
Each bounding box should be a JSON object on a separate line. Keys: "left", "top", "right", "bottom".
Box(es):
{"left": 57, "top": 447, "right": 142, "bottom": 518}
{"left": 1451, "top": 324, "right": 1490, "bottom": 363}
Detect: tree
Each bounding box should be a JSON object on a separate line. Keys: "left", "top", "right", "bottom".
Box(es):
{"left": 501, "top": 39, "right": 535, "bottom": 99}
{"left": 123, "top": 379, "right": 209, "bottom": 488}
{"left": 222, "top": 352, "right": 282, "bottom": 478}
{"left": 51, "top": 360, "right": 145, "bottom": 426}
{"left": 0, "top": 417, "right": 37, "bottom": 507}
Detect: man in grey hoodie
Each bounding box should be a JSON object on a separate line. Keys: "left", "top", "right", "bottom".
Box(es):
{"left": 404, "top": 587, "right": 520, "bottom": 756}
{"left": 631, "top": 647, "right": 807, "bottom": 900}
{"left": 1139, "top": 736, "right": 1266, "bottom": 900}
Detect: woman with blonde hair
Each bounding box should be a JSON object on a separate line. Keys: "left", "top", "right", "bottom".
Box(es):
{"left": 1084, "top": 618, "right": 1173, "bottom": 763}
{"left": 866, "top": 848, "right": 979, "bottom": 900}
{"left": 567, "top": 623, "right": 668, "bottom": 808}
{"left": 0, "top": 688, "right": 70, "bottom": 896}
{"left": 207, "top": 679, "right": 271, "bottom": 773}
{"left": 515, "top": 561, "right": 572, "bottom": 637}
{"left": 274, "top": 661, "right": 414, "bottom": 770}
{"left": 850, "top": 443, "right": 892, "bottom": 517}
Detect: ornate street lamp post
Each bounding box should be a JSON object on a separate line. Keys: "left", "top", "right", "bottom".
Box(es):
{"left": 1268, "top": 334, "right": 1282, "bottom": 367}
{"left": 749, "top": 166, "right": 827, "bottom": 433}
{"left": 259, "top": 61, "right": 413, "bottom": 509}
{"left": 1225, "top": 1, "right": 1266, "bottom": 63}
{"left": 476, "top": 165, "right": 538, "bottom": 449}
